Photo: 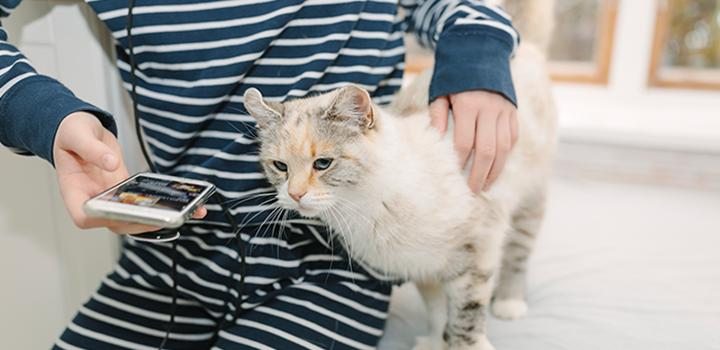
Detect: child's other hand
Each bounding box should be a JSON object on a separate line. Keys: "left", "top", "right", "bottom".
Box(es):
{"left": 429, "top": 90, "right": 519, "bottom": 193}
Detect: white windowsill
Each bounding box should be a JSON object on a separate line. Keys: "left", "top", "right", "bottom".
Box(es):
{"left": 554, "top": 83, "right": 720, "bottom": 154}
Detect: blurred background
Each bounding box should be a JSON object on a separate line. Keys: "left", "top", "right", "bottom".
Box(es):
{"left": 1, "top": 0, "right": 719, "bottom": 348}
{"left": 406, "top": 0, "right": 720, "bottom": 189}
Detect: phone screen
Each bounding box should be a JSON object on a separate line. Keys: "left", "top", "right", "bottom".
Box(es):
{"left": 97, "top": 176, "right": 208, "bottom": 212}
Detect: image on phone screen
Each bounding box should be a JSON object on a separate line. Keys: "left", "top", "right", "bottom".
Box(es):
{"left": 97, "top": 176, "right": 209, "bottom": 212}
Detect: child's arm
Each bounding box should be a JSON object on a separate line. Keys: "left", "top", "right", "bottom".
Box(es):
{"left": 0, "top": 2, "right": 177, "bottom": 233}
{"left": 0, "top": 1, "right": 115, "bottom": 165}
{"left": 401, "top": 0, "right": 519, "bottom": 192}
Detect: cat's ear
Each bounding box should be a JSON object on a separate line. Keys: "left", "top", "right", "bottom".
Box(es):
{"left": 244, "top": 88, "right": 283, "bottom": 129}
{"left": 326, "top": 84, "right": 375, "bottom": 130}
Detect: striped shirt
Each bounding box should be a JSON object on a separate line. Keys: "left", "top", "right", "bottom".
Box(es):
{"left": 0, "top": 0, "right": 518, "bottom": 227}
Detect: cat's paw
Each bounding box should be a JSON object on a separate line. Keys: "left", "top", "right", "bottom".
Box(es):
{"left": 412, "top": 336, "right": 442, "bottom": 350}
{"left": 491, "top": 299, "right": 528, "bottom": 320}
{"left": 454, "top": 335, "right": 496, "bottom": 350}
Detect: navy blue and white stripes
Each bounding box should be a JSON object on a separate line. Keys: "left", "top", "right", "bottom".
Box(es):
{"left": 54, "top": 222, "right": 392, "bottom": 349}
{"left": 401, "top": 0, "right": 518, "bottom": 52}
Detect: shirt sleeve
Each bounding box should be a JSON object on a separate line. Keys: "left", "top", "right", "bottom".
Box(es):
{"left": 400, "top": 0, "right": 519, "bottom": 106}
{"left": 0, "top": 0, "right": 116, "bottom": 165}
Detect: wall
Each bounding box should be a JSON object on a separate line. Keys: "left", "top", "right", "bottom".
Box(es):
{"left": 0, "top": 0, "right": 144, "bottom": 348}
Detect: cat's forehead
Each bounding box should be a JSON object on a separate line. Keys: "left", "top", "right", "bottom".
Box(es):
{"left": 274, "top": 115, "right": 334, "bottom": 155}
{"left": 258, "top": 89, "right": 363, "bottom": 155}
{"left": 261, "top": 97, "right": 337, "bottom": 155}
{"left": 282, "top": 91, "right": 337, "bottom": 120}
{"left": 279, "top": 92, "right": 355, "bottom": 136}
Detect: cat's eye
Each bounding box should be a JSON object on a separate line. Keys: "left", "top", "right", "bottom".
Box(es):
{"left": 313, "top": 158, "right": 333, "bottom": 170}
{"left": 273, "top": 161, "right": 288, "bottom": 172}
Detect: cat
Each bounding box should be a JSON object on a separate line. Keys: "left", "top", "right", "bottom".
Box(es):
{"left": 243, "top": 0, "right": 556, "bottom": 348}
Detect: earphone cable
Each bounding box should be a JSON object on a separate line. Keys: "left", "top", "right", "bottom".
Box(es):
{"left": 126, "top": 1, "right": 246, "bottom": 349}
{"left": 126, "top": 0, "right": 156, "bottom": 175}
{"left": 157, "top": 239, "right": 178, "bottom": 350}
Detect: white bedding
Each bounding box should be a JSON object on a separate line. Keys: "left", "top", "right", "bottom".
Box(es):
{"left": 378, "top": 177, "right": 720, "bottom": 350}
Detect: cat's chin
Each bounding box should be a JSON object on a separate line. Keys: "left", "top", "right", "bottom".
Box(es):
{"left": 294, "top": 207, "right": 321, "bottom": 218}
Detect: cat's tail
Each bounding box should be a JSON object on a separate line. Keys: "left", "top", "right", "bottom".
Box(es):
{"left": 500, "top": 0, "right": 556, "bottom": 53}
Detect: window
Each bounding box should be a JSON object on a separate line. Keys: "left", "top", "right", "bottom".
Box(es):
{"left": 547, "top": 0, "right": 618, "bottom": 84}
{"left": 649, "top": 0, "right": 720, "bottom": 89}
{"left": 402, "top": 0, "right": 620, "bottom": 84}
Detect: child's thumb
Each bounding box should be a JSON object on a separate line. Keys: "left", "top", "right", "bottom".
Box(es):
{"left": 57, "top": 115, "right": 119, "bottom": 172}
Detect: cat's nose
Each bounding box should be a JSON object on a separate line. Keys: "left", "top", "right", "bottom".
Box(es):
{"left": 289, "top": 191, "right": 307, "bottom": 202}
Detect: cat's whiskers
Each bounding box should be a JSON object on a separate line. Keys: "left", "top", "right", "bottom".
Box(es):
{"left": 223, "top": 191, "right": 276, "bottom": 210}
{"left": 256, "top": 204, "right": 284, "bottom": 239}
{"left": 271, "top": 206, "right": 292, "bottom": 258}
{"left": 223, "top": 120, "right": 243, "bottom": 135}
{"left": 306, "top": 197, "right": 335, "bottom": 256}
{"left": 310, "top": 193, "right": 383, "bottom": 278}
{"left": 229, "top": 197, "right": 282, "bottom": 252}
{"left": 235, "top": 196, "right": 280, "bottom": 229}
{"left": 249, "top": 204, "right": 288, "bottom": 256}
{"left": 219, "top": 108, "right": 262, "bottom": 136}
{"left": 317, "top": 209, "right": 339, "bottom": 255}
{"left": 277, "top": 206, "right": 292, "bottom": 258}
{"left": 324, "top": 206, "right": 357, "bottom": 284}
{"left": 329, "top": 205, "right": 369, "bottom": 280}
{"left": 330, "top": 202, "right": 396, "bottom": 277}
{"left": 267, "top": 207, "right": 289, "bottom": 259}
{"left": 309, "top": 192, "right": 337, "bottom": 213}
{"left": 319, "top": 207, "right": 342, "bottom": 249}
{"left": 322, "top": 217, "right": 336, "bottom": 266}
{"left": 213, "top": 195, "right": 278, "bottom": 249}
{"left": 332, "top": 197, "right": 376, "bottom": 229}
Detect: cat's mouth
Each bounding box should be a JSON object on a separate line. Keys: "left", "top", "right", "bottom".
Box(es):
{"left": 276, "top": 190, "right": 326, "bottom": 218}
{"left": 279, "top": 200, "right": 321, "bottom": 218}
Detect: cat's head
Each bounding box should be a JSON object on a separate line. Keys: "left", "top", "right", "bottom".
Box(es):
{"left": 244, "top": 85, "right": 379, "bottom": 218}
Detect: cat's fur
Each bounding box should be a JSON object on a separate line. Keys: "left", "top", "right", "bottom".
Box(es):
{"left": 244, "top": 1, "right": 556, "bottom": 349}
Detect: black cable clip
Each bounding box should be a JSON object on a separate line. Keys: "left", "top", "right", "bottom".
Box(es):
{"left": 130, "top": 228, "right": 180, "bottom": 242}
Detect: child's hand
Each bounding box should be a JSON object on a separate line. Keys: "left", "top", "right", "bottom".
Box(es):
{"left": 429, "top": 90, "right": 519, "bottom": 193}
{"left": 52, "top": 112, "right": 206, "bottom": 234}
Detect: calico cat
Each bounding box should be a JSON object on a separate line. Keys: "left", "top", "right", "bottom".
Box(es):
{"left": 243, "top": 1, "right": 556, "bottom": 348}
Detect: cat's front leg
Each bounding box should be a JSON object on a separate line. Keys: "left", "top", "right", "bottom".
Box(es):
{"left": 440, "top": 209, "right": 507, "bottom": 350}
{"left": 442, "top": 266, "right": 497, "bottom": 350}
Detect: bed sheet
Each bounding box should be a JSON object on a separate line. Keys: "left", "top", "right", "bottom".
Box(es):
{"left": 378, "top": 178, "right": 720, "bottom": 350}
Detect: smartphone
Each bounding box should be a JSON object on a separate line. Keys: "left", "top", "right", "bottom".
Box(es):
{"left": 83, "top": 172, "right": 216, "bottom": 229}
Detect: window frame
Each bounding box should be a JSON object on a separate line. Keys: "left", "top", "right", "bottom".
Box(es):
{"left": 403, "top": 1, "right": 621, "bottom": 83}
{"left": 648, "top": 0, "right": 720, "bottom": 90}
{"left": 547, "top": 0, "right": 619, "bottom": 84}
